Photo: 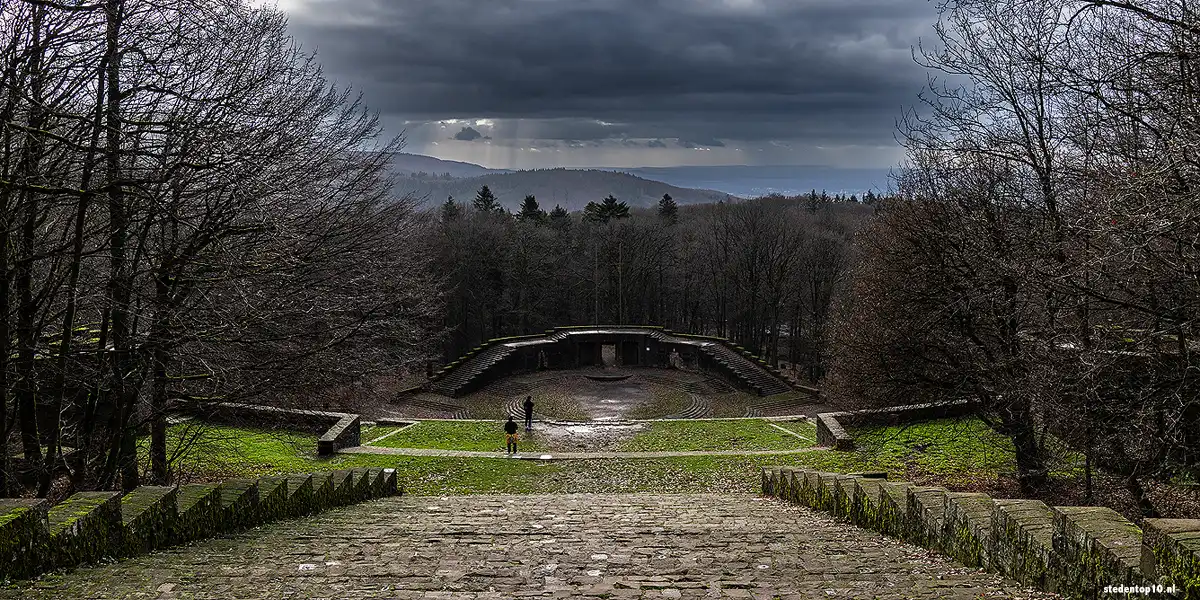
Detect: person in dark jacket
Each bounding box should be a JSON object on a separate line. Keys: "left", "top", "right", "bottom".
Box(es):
{"left": 504, "top": 416, "right": 519, "bottom": 454}
{"left": 523, "top": 396, "right": 535, "bottom": 431}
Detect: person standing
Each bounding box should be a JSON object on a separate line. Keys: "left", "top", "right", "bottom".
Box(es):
{"left": 504, "top": 416, "right": 519, "bottom": 454}
{"left": 523, "top": 396, "right": 535, "bottom": 431}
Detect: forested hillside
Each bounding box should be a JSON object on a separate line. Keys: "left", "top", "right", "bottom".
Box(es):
{"left": 431, "top": 189, "right": 879, "bottom": 382}
{"left": 397, "top": 168, "right": 733, "bottom": 211}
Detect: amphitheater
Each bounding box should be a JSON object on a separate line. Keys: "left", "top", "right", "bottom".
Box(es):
{"left": 2, "top": 327, "right": 1197, "bottom": 598}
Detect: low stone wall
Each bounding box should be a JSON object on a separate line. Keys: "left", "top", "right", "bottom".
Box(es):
{"left": 180, "top": 402, "right": 361, "bottom": 456}
{"left": 0, "top": 468, "right": 400, "bottom": 582}
{"left": 815, "top": 400, "right": 978, "bottom": 450}
{"left": 762, "top": 467, "right": 1200, "bottom": 599}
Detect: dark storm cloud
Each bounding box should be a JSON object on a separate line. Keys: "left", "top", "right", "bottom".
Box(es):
{"left": 453, "top": 126, "right": 483, "bottom": 141}
{"left": 286, "top": 0, "right": 934, "bottom": 145}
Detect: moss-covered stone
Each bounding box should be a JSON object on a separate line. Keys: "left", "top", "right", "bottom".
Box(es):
{"left": 366, "top": 468, "right": 385, "bottom": 498}
{"left": 815, "top": 472, "right": 838, "bottom": 513}
{"left": 1141, "top": 519, "right": 1200, "bottom": 598}
{"left": 832, "top": 475, "right": 860, "bottom": 522}
{"left": 0, "top": 499, "right": 50, "bottom": 580}
{"left": 286, "top": 474, "right": 315, "bottom": 517}
{"left": 943, "top": 492, "right": 994, "bottom": 570}
{"left": 851, "top": 478, "right": 884, "bottom": 531}
{"left": 991, "top": 499, "right": 1055, "bottom": 591}
{"left": 876, "top": 481, "right": 913, "bottom": 539}
{"left": 777, "top": 467, "right": 795, "bottom": 502}
{"left": 905, "top": 487, "right": 947, "bottom": 551}
{"left": 120, "top": 486, "right": 178, "bottom": 558}
{"left": 761, "top": 467, "right": 781, "bottom": 497}
{"left": 47, "top": 491, "right": 121, "bottom": 569}
{"left": 256, "top": 477, "right": 288, "bottom": 524}
{"left": 785, "top": 469, "right": 804, "bottom": 504}
{"left": 1051, "top": 506, "right": 1143, "bottom": 598}
{"left": 330, "top": 470, "right": 355, "bottom": 506}
{"left": 350, "top": 468, "right": 372, "bottom": 502}
{"left": 172, "top": 484, "right": 222, "bottom": 544}
{"left": 310, "top": 472, "right": 336, "bottom": 511}
{"left": 798, "top": 470, "right": 821, "bottom": 508}
{"left": 218, "top": 479, "right": 260, "bottom": 532}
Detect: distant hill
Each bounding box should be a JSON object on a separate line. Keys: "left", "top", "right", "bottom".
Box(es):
{"left": 392, "top": 168, "right": 733, "bottom": 211}
{"left": 384, "top": 152, "right": 511, "bottom": 178}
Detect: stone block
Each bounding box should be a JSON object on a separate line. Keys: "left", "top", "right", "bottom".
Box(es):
{"left": 382, "top": 468, "right": 399, "bottom": 496}
{"left": 256, "top": 477, "right": 288, "bottom": 523}
{"left": 0, "top": 499, "right": 50, "bottom": 580}
{"left": 876, "top": 481, "right": 914, "bottom": 539}
{"left": 350, "top": 468, "right": 372, "bottom": 501}
{"left": 832, "top": 475, "right": 861, "bottom": 521}
{"left": 815, "top": 412, "right": 854, "bottom": 450}
{"left": 286, "top": 474, "right": 315, "bottom": 517}
{"left": 762, "top": 467, "right": 782, "bottom": 497}
{"left": 47, "top": 491, "right": 122, "bottom": 569}
{"left": 218, "top": 479, "right": 260, "bottom": 532}
{"left": 173, "top": 484, "right": 222, "bottom": 544}
{"left": 943, "top": 492, "right": 995, "bottom": 569}
{"left": 119, "top": 486, "right": 178, "bottom": 557}
{"left": 1140, "top": 518, "right": 1200, "bottom": 598}
{"left": 851, "top": 478, "right": 885, "bottom": 531}
{"left": 1051, "top": 506, "right": 1143, "bottom": 598}
{"left": 814, "top": 472, "right": 839, "bottom": 513}
{"left": 367, "top": 468, "right": 385, "bottom": 498}
{"left": 331, "top": 469, "right": 356, "bottom": 506}
{"left": 991, "top": 499, "right": 1055, "bottom": 591}
{"left": 905, "top": 487, "right": 948, "bottom": 551}
{"left": 777, "top": 467, "right": 796, "bottom": 502}
{"left": 311, "top": 472, "right": 336, "bottom": 511}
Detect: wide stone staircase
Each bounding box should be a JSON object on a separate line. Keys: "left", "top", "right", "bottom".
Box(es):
{"left": 697, "top": 343, "right": 792, "bottom": 396}
{"left": 4, "top": 493, "right": 1063, "bottom": 599}
{"left": 430, "top": 344, "right": 517, "bottom": 397}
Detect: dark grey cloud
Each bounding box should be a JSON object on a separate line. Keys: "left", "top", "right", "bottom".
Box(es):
{"left": 679, "top": 138, "right": 726, "bottom": 148}
{"left": 286, "top": 0, "right": 935, "bottom": 151}
{"left": 647, "top": 139, "right": 668, "bottom": 148}
{"left": 453, "top": 126, "right": 483, "bottom": 141}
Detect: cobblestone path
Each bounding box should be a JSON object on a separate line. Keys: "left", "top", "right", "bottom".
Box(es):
{"left": 7, "top": 494, "right": 1057, "bottom": 599}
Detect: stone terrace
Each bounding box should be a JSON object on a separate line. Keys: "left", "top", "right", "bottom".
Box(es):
{"left": 6, "top": 494, "right": 1056, "bottom": 599}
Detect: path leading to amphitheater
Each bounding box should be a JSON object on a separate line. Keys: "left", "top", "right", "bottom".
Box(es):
{"left": 10, "top": 494, "right": 1057, "bottom": 599}
{"left": 342, "top": 446, "right": 821, "bottom": 459}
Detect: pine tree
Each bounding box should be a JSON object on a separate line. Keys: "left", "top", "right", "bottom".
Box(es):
{"left": 517, "top": 194, "right": 547, "bottom": 223}
{"left": 473, "top": 185, "right": 502, "bottom": 213}
{"left": 584, "top": 194, "right": 630, "bottom": 223}
{"left": 441, "top": 195, "right": 461, "bottom": 223}
{"left": 657, "top": 193, "right": 678, "bottom": 225}
{"left": 548, "top": 204, "right": 571, "bottom": 230}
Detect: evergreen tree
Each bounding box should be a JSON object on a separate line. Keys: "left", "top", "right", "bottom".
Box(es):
{"left": 584, "top": 194, "right": 630, "bottom": 223}
{"left": 548, "top": 204, "right": 571, "bottom": 230}
{"left": 473, "top": 185, "right": 502, "bottom": 213}
{"left": 657, "top": 193, "right": 678, "bottom": 225}
{"left": 441, "top": 195, "right": 462, "bottom": 223}
{"left": 517, "top": 194, "right": 547, "bottom": 223}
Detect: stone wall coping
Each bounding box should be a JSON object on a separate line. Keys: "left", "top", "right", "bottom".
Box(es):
{"left": 761, "top": 466, "right": 1200, "bottom": 598}
{"left": 0, "top": 469, "right": 403, "bottom": 582}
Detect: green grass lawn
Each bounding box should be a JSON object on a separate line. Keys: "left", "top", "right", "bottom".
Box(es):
{"left": 616, "top": 419, "right": 815, "bottom": 452}
{"left": 150, "top": 417, "right": 1061, "bottom": 495}
{"left": 771, "top": 419, "right": 819, "bottom": 441}
{"left": 365, "top": 420, "right": 550, "bottom": 453}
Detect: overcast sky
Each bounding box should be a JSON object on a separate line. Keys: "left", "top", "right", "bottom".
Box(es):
{"left": 261, "top": 0, "right": 936, "bottom": 169}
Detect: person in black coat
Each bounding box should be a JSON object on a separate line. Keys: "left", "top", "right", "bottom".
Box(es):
{"left": 504, "top": 416, "right": 519, "bottom": 454}
{"left": 523, "top": 396, "right": 535, "bottom": 431}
